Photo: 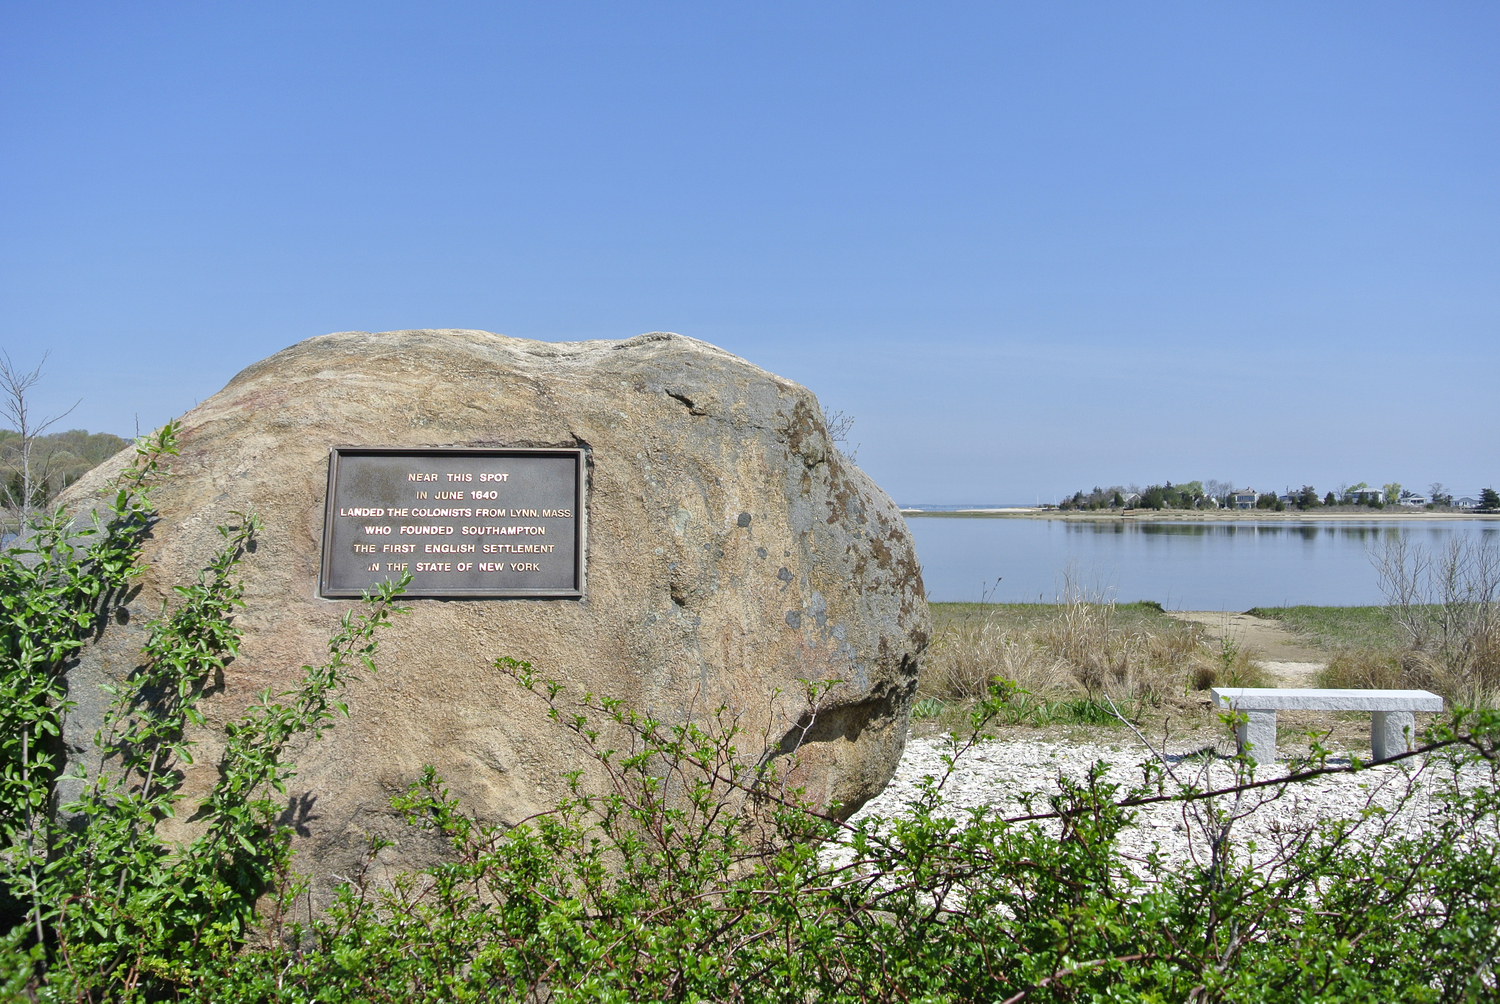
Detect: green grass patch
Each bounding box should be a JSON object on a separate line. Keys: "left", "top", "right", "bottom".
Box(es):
{"left": 990, "top": 693, "right": 1134, "bottom": 728}
{"left": 1247, "top": 605, "right": 1405, "bottom": 651}
{"left": 1034, "top": 696, "right": 1127, "bottom": 726}
{"left": 931, "top": 600, "right": 1178, "bottom": 635}
{"left": 911, "top": 690, "right": 1132, "bottom": 729}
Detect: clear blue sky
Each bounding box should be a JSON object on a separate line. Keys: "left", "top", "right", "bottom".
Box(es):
{"left": 3, "top": 2, "right": 1496, "bottom": 503}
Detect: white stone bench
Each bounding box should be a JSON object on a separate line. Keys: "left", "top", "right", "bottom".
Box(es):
{"left": 1210, "top": 688, "right": 1445, "bottom": 765}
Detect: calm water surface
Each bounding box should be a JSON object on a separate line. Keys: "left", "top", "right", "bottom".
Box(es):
{"left": 904, "top": 517, "right": 1500, "bottom": 609}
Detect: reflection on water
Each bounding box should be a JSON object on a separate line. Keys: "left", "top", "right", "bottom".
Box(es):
{"left": 1105, "top": 521, "right": 1425, "bottom": 542}
{"left": 906, "top": 518, "right": 1499, "bottom": 610}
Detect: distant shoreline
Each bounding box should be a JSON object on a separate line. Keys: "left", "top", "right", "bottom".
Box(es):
{"left": 899, "top": 507, "right": 1500, "bottom": 521}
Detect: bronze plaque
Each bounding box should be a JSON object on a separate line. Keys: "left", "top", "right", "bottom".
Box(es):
{"left": 319, "top": 447, "right": 584, "bottom": 599}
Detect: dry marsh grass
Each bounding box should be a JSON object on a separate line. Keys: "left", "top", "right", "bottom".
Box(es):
{"left": 920, "top": 594, "right": 1269, "bottom": 720}
{"left": 1317, "top": 641, "right": 1500, "bottom": 709}
{"left": 1301, "top": 536, "right": 1500, "bottom": 709}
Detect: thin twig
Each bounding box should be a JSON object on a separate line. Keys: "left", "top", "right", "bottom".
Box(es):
{"left": 999, "top": 953, "right": 1152, "bottom": 1003}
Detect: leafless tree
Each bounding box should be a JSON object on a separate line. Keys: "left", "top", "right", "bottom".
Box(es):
{"left": 1373, "top": 533, "right": 1500, "bottom": 703}
{"left": 823, "top": 408, "right": 858, "bottom": 462}
{"left": 1203, "top": 479, "right": 1235, "bottom": 506}
{"left": 1373, "top": 534, "right": 1432, "bottom": 647}
{"left": 1, "top": 350, "right": 79, "bottom": 535}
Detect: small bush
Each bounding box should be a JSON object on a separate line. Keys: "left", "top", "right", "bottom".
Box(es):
{"left": 909, "top": 696, "right": 946, "bottom": 720}
{"left": 1318, "top": 648, "right": 1408, "bottom": 691}
{"left": 1188, "top": 634, "right": 1273, "bottom": 692}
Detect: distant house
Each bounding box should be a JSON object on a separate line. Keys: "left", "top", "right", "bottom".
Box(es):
{"left": 1455, "top": 496, "right": 1481, "bottom": 510}
{"left": 1230, "top": 488, "right": 1257, "bottom": 510}
{"left": 1346, "top": 488, "right": 1383, "bottom": 504}
{"left": 1399, "top": 492, "right": 1428, "bottom": 507}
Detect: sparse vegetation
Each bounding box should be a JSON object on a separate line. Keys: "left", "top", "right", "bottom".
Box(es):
{"left": 823, "top": 407, "right": 858, "bottom": 461}
{"left": 1247, "top": 605, "right": 1405, "bottom": 651}
{"left": 1365, "top": 534, "right": 1500, "bottom": 706}
{"left": 1, "top": 427, "right": 128, "bottom": 505}
{"left": 0, "top": 350, "right": 127, "bottom": 530}
{"left": 920, "top": 593, "right": 1268, "bottom": 726}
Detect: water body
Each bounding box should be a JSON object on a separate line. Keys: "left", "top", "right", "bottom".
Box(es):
{"left": 904, "top": 517, "right": 1500, "bottom": 610}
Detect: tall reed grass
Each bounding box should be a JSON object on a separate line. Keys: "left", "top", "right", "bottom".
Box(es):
{"left": 919, "top": 585, "right": 1266, "bottom": 717}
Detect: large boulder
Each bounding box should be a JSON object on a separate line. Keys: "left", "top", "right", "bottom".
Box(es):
{"left": 59, "top": 330, "right": 929, "bottom": 894}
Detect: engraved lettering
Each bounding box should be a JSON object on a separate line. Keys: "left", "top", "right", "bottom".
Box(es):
{"left": 323, "top": 448, "right": 581, "bottom": 598}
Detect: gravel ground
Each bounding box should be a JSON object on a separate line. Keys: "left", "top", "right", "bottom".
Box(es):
{"left": 835, "top": 728, "right": 1494, "bottom": 873}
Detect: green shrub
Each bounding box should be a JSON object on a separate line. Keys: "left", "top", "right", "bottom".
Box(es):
{"left": 0, "top": 425, "right": 407, "bottom": 999}
{"left": 194, "top": 690, "right": 1500, "bottom": 1004}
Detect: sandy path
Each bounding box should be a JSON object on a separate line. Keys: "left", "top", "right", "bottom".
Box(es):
{"left": 1167, "top": 610, "right": 1324, "bottom": 686}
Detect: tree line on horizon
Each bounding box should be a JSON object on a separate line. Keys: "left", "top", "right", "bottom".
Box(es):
{"left": 1, "top": 427, "right": 129, "bottom": 515}
{"left": 1056, "top": 479, "right": 1500, "bottom": 512}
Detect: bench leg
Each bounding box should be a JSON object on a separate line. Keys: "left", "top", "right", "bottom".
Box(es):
{"left": 1235, "top": 709, "right": 1277, "bottom": 765}
{"left": 1371, "top": 711, "right": 1415, "bottom": 762}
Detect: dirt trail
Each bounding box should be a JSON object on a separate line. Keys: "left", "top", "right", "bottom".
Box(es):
{"left": 1168, "top": 611, "right": 1326, "bottom": 687}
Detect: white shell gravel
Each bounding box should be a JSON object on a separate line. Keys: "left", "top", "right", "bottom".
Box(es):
{"left": 832, "top": 730, "right": 1493, "bottom": 873}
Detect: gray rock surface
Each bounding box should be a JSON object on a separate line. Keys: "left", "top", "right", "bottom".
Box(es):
{"left": 59, "top": 329, "right": 929, "bottom": 897}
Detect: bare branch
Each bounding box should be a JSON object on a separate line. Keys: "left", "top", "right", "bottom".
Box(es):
{"left": 0, "top": 349, "right": 81, "bottom": 532}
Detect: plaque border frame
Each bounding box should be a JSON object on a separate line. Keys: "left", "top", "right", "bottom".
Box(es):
{"left": 318, "top": 446, "right": 586, "bottom": 600}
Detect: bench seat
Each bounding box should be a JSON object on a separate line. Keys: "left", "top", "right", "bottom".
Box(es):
{"left": 1211, "top": 687, "right": 1444, "bottom": 764}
